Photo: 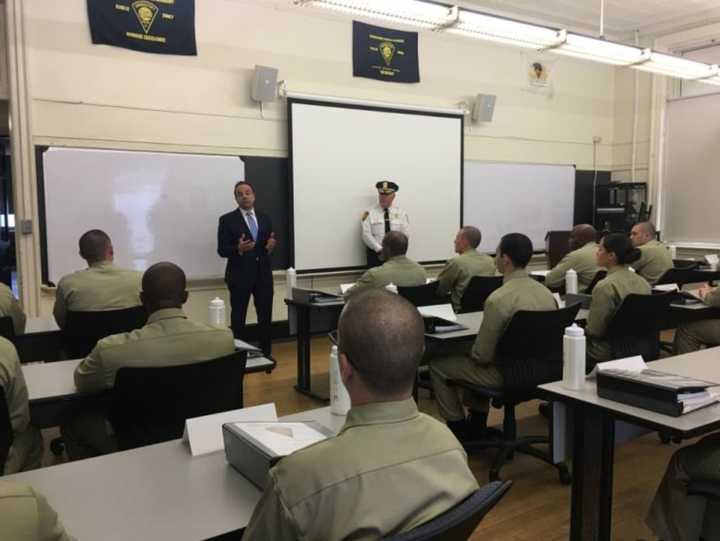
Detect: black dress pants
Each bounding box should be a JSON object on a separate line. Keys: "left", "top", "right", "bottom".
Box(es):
{"left": 228, "top": 270, "right": 274, "bottom": 356}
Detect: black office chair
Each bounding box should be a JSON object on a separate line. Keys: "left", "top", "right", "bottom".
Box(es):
{"left": 656, "top": 267, "right": 699, "bottom": 289}
{"left": 0, "top": 385, "right": 13, "bottom": 475}
{"left": 0, "top": 316, "right": 14, "bottom": 342}
{"left": 605, "top": 292, "right": 674, "bottom": 362}
{"left": 444, "top": 304, "right": 580, "bottom": 483}
{"left": 108, "top": 351, "right": 248, "bottom": 450}
{"left": 62, "top": 306, "right": 148, "bottom": 358}
{"left": 383, "top": 481, "right": 512, "bottom": 541}
{"left": 458, "top": 276, "right": 503, "bottom": 313}
{"left": 585, "top": 270, "right": 607, "bottom": 294}
{"left": 398, "top": 283, "right": 447, "bottom": 307}
{"left": 673, "top": 259, "right": 700, "bottom": 270}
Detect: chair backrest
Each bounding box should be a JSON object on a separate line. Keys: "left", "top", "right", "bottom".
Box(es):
{"left": 0, "top": 385, "right": 13, "bottom": 474}
{"left": 382, "top": 481, "right": 512, "bottom": 541}
{"left": 397, "top": 283, "right": 446, "bottom": 307}
{"left": 495, "top": 303, "right": 581, "bottom": 396}
{"left": 0, "top": 316, "right": 14, "bottom": 341}
{"left": 605, "top": 292, "right": 674, "bottom": 362}
{"left": 62, "top": 306, "right": 148, "bottom": 358}
{"left": 656, "top": 267, "right": 696, "bottom": 287}
{"left": 108, "top": 350, "right": 247, "bottom": 450}
{"left": 673, "top": 259, "right": 700, "bottom": 270}
{"left": 585, "top": 270, "right": 607, "bottom": 294}
{"left": 459, "top": 276, "right": 504, "bottom": 313}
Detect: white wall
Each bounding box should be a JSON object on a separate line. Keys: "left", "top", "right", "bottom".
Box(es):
{"left": 8, "top": 0, "right": 619, "bottom": 320}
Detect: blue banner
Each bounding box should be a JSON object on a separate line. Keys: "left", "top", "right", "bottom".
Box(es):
{"left": 353, "top": 21, "right": 420, "bottom": 83}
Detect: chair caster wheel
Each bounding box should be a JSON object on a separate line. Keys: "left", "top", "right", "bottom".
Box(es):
{"left": 50, "top": 438, "right": 65, "bottom": 457}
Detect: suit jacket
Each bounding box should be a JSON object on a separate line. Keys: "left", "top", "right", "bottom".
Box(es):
{"left": 217, "top": 208, "right": 273, "bottom": 289}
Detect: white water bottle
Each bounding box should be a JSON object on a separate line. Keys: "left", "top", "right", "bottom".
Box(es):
{"left": 565, "top": 268, "right": 578, "bottom": 295}
{"left": 329, "top": 345, "right": 351, "bottom": 416}
{"left": 286, "top": 267, "right": 297, "bottom": 299}
{"left": 563, "top": 324, "right": 586, "bottom": 390}
{"left": 208, "top": 297, "right": 226, "bottom": 327}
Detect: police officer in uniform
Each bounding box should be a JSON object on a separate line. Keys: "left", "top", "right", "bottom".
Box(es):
{"left": 361, "top": 181, "right": 409, "bottom": 268}
{"left": 0, "top": 281, "right": 26, "bottom": 335}
{"left": 61, "top": 262, "right": 235, "bottom": 460}
{"left": 243, "top": 289, "right": 478, "bottom": 540}
{"left": 53, "top": 229, "right": 142, "bottom": 328}
{"left": 629, "top": 221, "right": 673, "bottom": 285}
{"left": 586, "top": 233, "right": 651, "bottom": 365}
{"left": 344, "top": 232, "right": 426, "bottom": 300}
{"left": 0, "top": 337, "right": 42, "bottom": 474}
{"left": 0, "top": 482, "right": 75, "bottom": 541}
{"left": 430, "top": 233, "right": 556, "bottom": 439}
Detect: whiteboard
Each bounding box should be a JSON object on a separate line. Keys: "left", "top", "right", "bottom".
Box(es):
{"left": 463, "top": 162, "right": 575, "bottom": 252}
{"left": 42, "top": 148, "right": 245, "bottom": 283}
{"left": 290, "top": 100, "right": 462, "bottom": 271}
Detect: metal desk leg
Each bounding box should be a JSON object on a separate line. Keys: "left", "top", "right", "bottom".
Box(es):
{"left": 293, "top": 305, "right": 329, "bottom": 402}
{"left": 570, "top": 405, "right": 615, "bottom": 541}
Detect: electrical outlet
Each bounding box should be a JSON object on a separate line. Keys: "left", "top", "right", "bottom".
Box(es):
{"left": 20, "top": 219, "right": 32, "bottom": 235}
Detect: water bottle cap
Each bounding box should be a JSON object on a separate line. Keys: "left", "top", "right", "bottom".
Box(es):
{"left": 210, "top": 297, "right": 224, "bottom": 306}
{"left": 287, "top": 267, "right": 295, "bottom": 272}
{"left": 565, "top": 323, "right": 584, "bottom": 337}
{"left": 331, "top": 345, "right": 338, "bottom": 353}
{"left": 566, "top": 268, "right": 577, "bottom": 275}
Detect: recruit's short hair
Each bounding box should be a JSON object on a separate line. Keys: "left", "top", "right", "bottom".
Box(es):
{"left": 382, "top": 231, "right": 408, "bottom": 257}
{"left": 498, "top": 233, "right": 533, "bottom": 268}
{"left": 78, "top": 230, "right": 112, "bottom": 264}
{"left": 338, "top": 289, "right": 424, "bottom": 396}
{"left": 634, "top": 221, "right": 657, "bottom": 238}
{"left": 603, "top": 233, "right": 642, "bottom": 265}
{"left": 460, "top": 226, "right": 482, "bottom": 249}
{"left": 141, "top": 262, "right": 187, "bottom": 307}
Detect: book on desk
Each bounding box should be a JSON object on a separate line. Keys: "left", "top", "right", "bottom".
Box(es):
{"left": 597, "top": 368, "right": 720, "bottom": 417}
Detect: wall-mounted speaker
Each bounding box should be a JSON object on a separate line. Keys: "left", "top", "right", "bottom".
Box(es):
{"left": 471, "top": 94, "right": 496, "bottom": 122}
{"left": 251, "top": 65, "right": 279, "bottom": 103}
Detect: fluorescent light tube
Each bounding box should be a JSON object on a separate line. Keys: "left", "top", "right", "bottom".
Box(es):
{"left": 632, "top": 50, "right": 719, "bottom": 80}
{"left": 447, "top": 10, "right": 563, "bottom": 49}
{"left": 553, "top": 33, "right": 645, "bottom": 66}
{"left": 294, "top": 0, "right": 455, "bottom": 29}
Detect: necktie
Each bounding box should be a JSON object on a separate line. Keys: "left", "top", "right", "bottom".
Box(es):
{"left": 384, "top": 208, "right": 391, "bottom": 234}
{"left": 247, "top": 211, "right": 258, "bottom": 241}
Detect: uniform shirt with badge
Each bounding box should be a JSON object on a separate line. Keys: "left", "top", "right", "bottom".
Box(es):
{"left": 361, "top": 204, "right": 409, "bottom": 253}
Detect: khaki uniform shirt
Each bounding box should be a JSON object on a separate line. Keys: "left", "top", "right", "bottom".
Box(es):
{"left": 704, "top": 287, "right": 720, "bottom": 308}
{"left": 243, "top": 399, "right": 478, "bottom": 541}
{"left": 344, "top": 255, "right": 426, "bottom": 300}
{"left": 0, "top": 483, "right": 75, "bottom": 541}
{"left": 436, "top": 250, "right": 496, "bottom": 311}
{"left": 53, "top": 262, "right": 142, "bottom": 328}
{"left": 74, "top": 308, "right": 235, "bottom": 393}
{"left": 471, "top": 269, "right": 557, "bottom": 366}
{"left": 586, "top": 266, "right": 651, "bottom": 340}
{"left": 634, "top": 240, "right": 673, "bottom": 285}
{"left": 361, "top": 204, "right": 409, "bottom": 253}
{"left": 0, "top": 282, "right": 25, "bottom": 335}
{"left": 545, "top": 242, "right": 602, "bottom": 293}
{"left": 0, "top": 337, "right": 30, "bottom": 436}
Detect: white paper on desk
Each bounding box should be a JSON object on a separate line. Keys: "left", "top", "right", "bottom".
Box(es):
{"left": 587, "top": 355, "right": 647, "bottom": 381}
{"left": 340, "top": 283, "right": 355, "bottom": 294}
{"left": 705, "top": 254, "right": 719, "bottom": 266}
{"left": 234, "top": 422, "right": 329, "bottom": 456}
{"left": 425, "top": 277, "right": 437, "bottom": 284}
{"left": 531, "top": 270, "right": 550, "bottom": 278}
{"left": 183, "top": 403, "right": 277, "bottom": 456}
{"left": 233, "top": 339, "right": 261, "bottom": 352}
{"left": 654, "top": 283, "right": 679, "bottom": 293}
{"left": 417, "top": 303, "right": 457, "bottom": 322}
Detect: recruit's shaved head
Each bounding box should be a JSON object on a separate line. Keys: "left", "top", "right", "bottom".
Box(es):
{"left": 141, "top": 262, "right": 187, "bottom": 311}
{"left": 338, "top": 289, "right": 424, "bottom": 396}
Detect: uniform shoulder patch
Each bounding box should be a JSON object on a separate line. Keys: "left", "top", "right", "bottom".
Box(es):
{"left": 361, "top": 211, "right": 369, "bottom": 221}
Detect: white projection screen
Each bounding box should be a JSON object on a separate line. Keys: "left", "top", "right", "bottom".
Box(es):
{"left": 464, "top": 162, "right": 575, "bottom": 252}
{"left": 41, "top": 148, "right": 245, "bottom": 283}
{"left": 289, "top": 99, "right": 463, "bottom": 271}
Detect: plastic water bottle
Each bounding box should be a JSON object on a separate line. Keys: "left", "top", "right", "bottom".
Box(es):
{"left": 208, "top": 297, "right": 226, "bottom": 327}
{"left": 563, "top": 324, "right": 586, "bottom": 390}
{"left": 329, "top": 345, "right": 351, "bottom": 416}
{"left": 565, "top": 268, "right": 578, "bottom": 295}
{"left": 286, "top": 267, "right": 297, "bottom": 299}
{"left": 668, "top": 245, "right": 677, "bottom": 259}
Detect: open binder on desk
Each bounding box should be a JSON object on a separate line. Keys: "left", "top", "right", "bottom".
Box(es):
{"left": 597, "top": 367, "right": 720, "bottom": 417}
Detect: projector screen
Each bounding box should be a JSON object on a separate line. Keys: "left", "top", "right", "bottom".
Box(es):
{"left": 289, "top": 99, "right": 463, "bottom": 272}
{"left": 463, "top": 162, "right": 575, "bottom": 252}
{"left": 40, "top": 148, "right": 245, "bottom": 283}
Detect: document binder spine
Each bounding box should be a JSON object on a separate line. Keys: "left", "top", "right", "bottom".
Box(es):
{"left": 597, "top": 385, "right": 682, "bottom": 417}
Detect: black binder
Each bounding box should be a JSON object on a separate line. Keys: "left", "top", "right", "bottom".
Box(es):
{"left": 597, "top": 368, "right": 718, "bottom": 417}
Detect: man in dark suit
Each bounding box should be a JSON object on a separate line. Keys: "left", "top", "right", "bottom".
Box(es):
{"left": 217, "top": 181, "right": 276, "bottom": 355}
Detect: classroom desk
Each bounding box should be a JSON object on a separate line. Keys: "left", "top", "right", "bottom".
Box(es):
{"left": 24, "top": 355, "right": 277, "bottom": 429}
{"left": 4, "top": 407, "right": 345, "bottom": 541}
{"left": 539, "top": 347, "right": 720, "bottom": 541}
{"left": 16, "top": 317, "right": 62, "bottom": 363}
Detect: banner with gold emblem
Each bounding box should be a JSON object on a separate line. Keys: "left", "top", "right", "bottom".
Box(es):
{"left": 87, "top": 0, "right": 197, "bottom": 56}
{"left": 352, "top": 21, "right": 419, "bottom": 83}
